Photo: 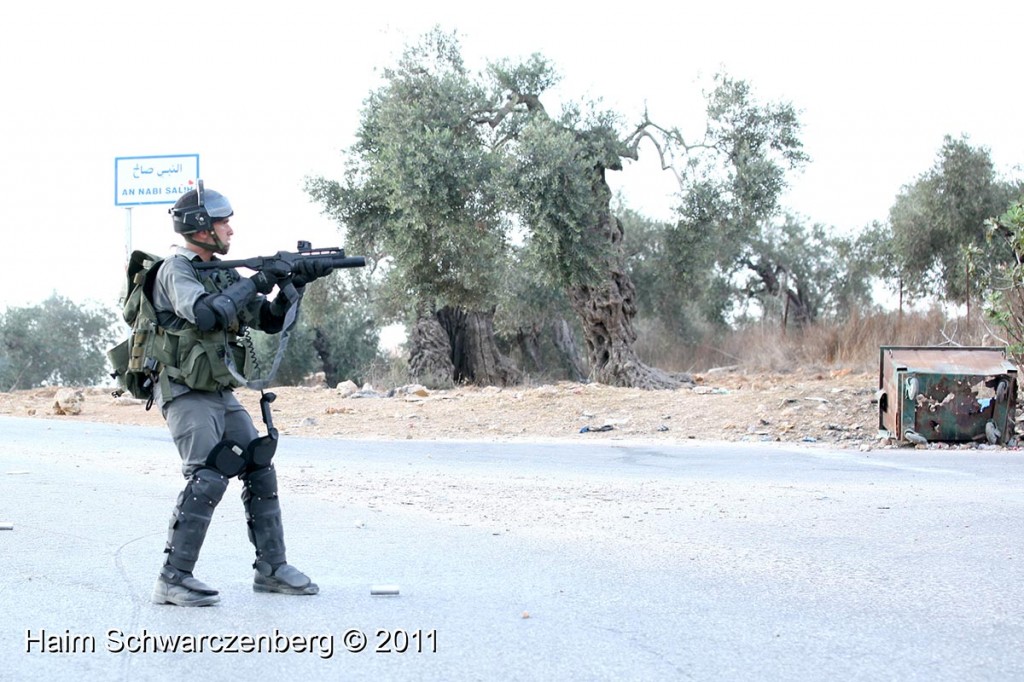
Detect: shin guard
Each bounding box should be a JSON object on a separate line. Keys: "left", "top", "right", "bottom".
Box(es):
{"left": 163, "top": 468, "right": 229, "bottom": 573}
{"left": 241, "top": 465, "right": 287, "bottom": 571}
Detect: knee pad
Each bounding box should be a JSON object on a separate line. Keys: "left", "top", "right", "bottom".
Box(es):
{"left": 206, "top": 440, "right": 247, "bottom": 478}
{"left": 172, "top": 468, "right": 230, "bottom": 519}
{"left": 188, "top": 467, "right": 231, "bottom": 503}
{"left": 245, "top": 434, "right": 278, "bottom": 471}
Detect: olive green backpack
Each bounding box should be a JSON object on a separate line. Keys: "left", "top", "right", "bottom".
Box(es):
{"left": 107, "top": 250, "right": 164, "bottom": 408}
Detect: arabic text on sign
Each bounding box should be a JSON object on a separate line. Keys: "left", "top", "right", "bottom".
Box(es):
{"left": 132, "top": 163, "right": 183, "bottom": 179}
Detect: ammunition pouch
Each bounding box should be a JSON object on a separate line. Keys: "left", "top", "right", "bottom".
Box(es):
{"left": 164, "top": 334, "right": 247, "bottom": 392}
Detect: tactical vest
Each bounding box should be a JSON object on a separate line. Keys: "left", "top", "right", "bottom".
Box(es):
{"left": 110, "top": 253, "right": 254, "bottom": 403}
{"left": 152, "top": 262, "right": 254, "bottom": 395}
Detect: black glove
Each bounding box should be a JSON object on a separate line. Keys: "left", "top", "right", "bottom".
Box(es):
{"left": 292, "top": 259, "right": 333, "bottom": 287}
{"left": 250, "top": 270, "right": 280, "bottom": 295}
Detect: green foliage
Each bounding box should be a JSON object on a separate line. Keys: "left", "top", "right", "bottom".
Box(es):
{"left": 504, "top": 107, "right": 623, "bottom": 287}
{"left": 313, "top": 32, "right": 838, "bottom": 369}
{"left": 493, "top": 241, "right": 571, "bottom": 334}
{"left": 487, "top": 53, "right": 560, "bottom": 97}
{"left": 626, "top": 196, "right": 878, "bottom": 336}
{"left": 0, "top": 295, "right": 118, "bottom": 390}
{"left": 248, "top": 323, "right": 319, "bottom": 387}
{"left": 666, "top": 76, "right": 809, "bottom": 320}
{"left": 678, "top": 74, "right": 808, "bottom": 246}
{"left": 302, "top": 271, "right": 382, "bottom": 386}
{"left": 307, "top": 29, "right": 1023, "bottom": 384}
{"left": 777, "top": 234, "right": 876, "bottom": 324}
{"left": 310, "top": 27, "right": 637, "bottom": 307}
{"left": 309, "top": 28, "right": 647, "bottom": 382}
{"left": 250, "top": 272, "right": 382, "bottom": 387}
{"left": 822, "top": 228, "right": 883, "bottom": 319}
{"left": 309, "top": 27, "right": 509, "bottom": 319}
{"left": 627, "top": 74, "right": 815, "bottom": 330}
{"left": 492, "top": 240, "right": 586, "bottom": 380}
{"left": 885, "top": 135, "right": 1021, "bottom": 303}
{"left": 984, "top": 201, "right": 1024, "bottom": 364}
{"left": 619, "top": 204, "right": 704, "bottom": 335}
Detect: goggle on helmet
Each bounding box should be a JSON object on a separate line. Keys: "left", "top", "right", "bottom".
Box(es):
{"left": 170, "top": 179, "right": 234, "bottom": 234}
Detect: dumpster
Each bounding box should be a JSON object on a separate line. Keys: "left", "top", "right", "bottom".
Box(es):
{"left": 878, "top": 346, "right": 1017, "bottom": 445}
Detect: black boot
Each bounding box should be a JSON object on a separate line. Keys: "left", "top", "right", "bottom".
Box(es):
{"left": 152, "top": 565, "right": 220, "bottom": 607}
{"left": 152, "top": 468, "right": 228, "bottom": 606}
{"left": 242, "top": 465, "right": 318, "bottom": 595}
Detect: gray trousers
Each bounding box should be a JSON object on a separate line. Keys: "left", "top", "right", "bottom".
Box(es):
{"left": 160, "top": 389, "right": 288, "bottom": 574}
{"left": 162, "top": 390, "right": 258, "bottom": 477}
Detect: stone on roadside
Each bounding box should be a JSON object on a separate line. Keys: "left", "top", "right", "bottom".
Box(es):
{"left": 53, "top": 388, "right": 84, "bottom": 416}
{"left": 335, "top": 380, "right": 359, "bottom": 397}
{"left": 398, "top": 384, "right": 430, "bottom": 397}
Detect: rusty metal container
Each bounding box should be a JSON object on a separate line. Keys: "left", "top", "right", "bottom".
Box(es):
{"left": 878, "top": 346, "right": 1018, "bottom": 445}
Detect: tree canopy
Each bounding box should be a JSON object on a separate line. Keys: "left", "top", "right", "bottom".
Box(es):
{"left": 0, "top": 295, "right": 117, "bottom": 390}
{"left": 881, "top": 135, "right": 1022, "bottom": 304}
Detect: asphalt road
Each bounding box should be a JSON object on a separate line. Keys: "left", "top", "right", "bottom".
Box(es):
{"left": 1, "top": 415, "right": 1023, "bottom": 681}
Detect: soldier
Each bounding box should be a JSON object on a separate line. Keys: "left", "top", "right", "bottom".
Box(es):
{"left": 148, "top": 182, "right": 329, "bottom": 606}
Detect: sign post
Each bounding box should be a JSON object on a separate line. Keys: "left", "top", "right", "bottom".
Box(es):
{"left": 123, "top": 206, "right": 132, "bottom": 263}
{"left": 114, "top": 153, "right": 200, "bottom": 264}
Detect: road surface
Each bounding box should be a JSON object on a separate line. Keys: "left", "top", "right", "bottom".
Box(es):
{"left": 1, "top": 416, "right": 1022, "bottom": 680}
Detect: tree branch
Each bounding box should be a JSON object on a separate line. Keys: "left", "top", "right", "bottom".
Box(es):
{"left": 469, "top": 92, "right": 545, "bottom": 128}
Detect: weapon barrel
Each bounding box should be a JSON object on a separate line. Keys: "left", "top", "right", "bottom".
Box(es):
{"left": 327, "top": 256, "right": 366, "bottom": 269}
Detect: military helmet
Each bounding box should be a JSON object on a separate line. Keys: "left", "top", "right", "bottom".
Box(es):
{"left": 170, "top": 180, "right": 233, "bottom": 234}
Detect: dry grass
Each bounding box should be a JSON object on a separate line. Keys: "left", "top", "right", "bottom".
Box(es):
{"left": 639, "top": 309, "right": 1006, "bottom": 375}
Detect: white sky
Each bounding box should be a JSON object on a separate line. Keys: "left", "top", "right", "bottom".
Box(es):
{"left": 1, "top": 1, "right": 1020, "bottom": 311}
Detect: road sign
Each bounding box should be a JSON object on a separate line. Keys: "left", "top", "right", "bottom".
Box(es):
{"left": 115, "top": 154, "right": 200, "bottom": 206}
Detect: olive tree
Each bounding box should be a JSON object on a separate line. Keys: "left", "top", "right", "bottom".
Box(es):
{"left": 885, "top": 135, "right": 1021, "bottom": 305}
{"left": 984, "top": 201, "right": 1024, "bottom": 366}
{"left": 0, "top": 295, "right": 117, "bottom": 389}
{"left": 310, "top": 30, "right": 812, "bottom": 387}
{"left": 502, "top": 103, "right": 680, "bottom": 387}
{"left": 653, "top": 75, "right": 810, "bottom": 327}
{"left": 307, "top": 29, "right": 518, "bottom": 387}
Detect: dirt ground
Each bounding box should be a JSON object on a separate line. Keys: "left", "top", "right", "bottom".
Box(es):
{"left": 0, "top": 369, "right": 952, "bottom": 450}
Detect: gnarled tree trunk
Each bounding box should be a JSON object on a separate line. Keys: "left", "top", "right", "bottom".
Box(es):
{"left": 312, "top": 327, "right": 341, "bottom": 387}
{"left": 551, "top": 316, "right": 586, "bottom": 383}
{"left": 515, "top": 323, "right": 544, "bottom": 375}
{"left": 568, "top": 171, "right": 682, "bottom": 389}
{"left": 437, "top": 306, "right": 522, "bottom": 386}
{"left": 743, "top": 257, "right": 817, "bottom": 327}
{"left": 567, "top": 275, "right": 678, "bottom": 388}
{"left": 408, "top": 316, "right": 456, "bottom": 389}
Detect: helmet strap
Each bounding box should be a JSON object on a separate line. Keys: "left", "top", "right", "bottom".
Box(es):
{"left": 184, "top": 231, "right": 229, "bottom": 255}
{"left": 210, "top": 231, "right": 230, "bottom": 255}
